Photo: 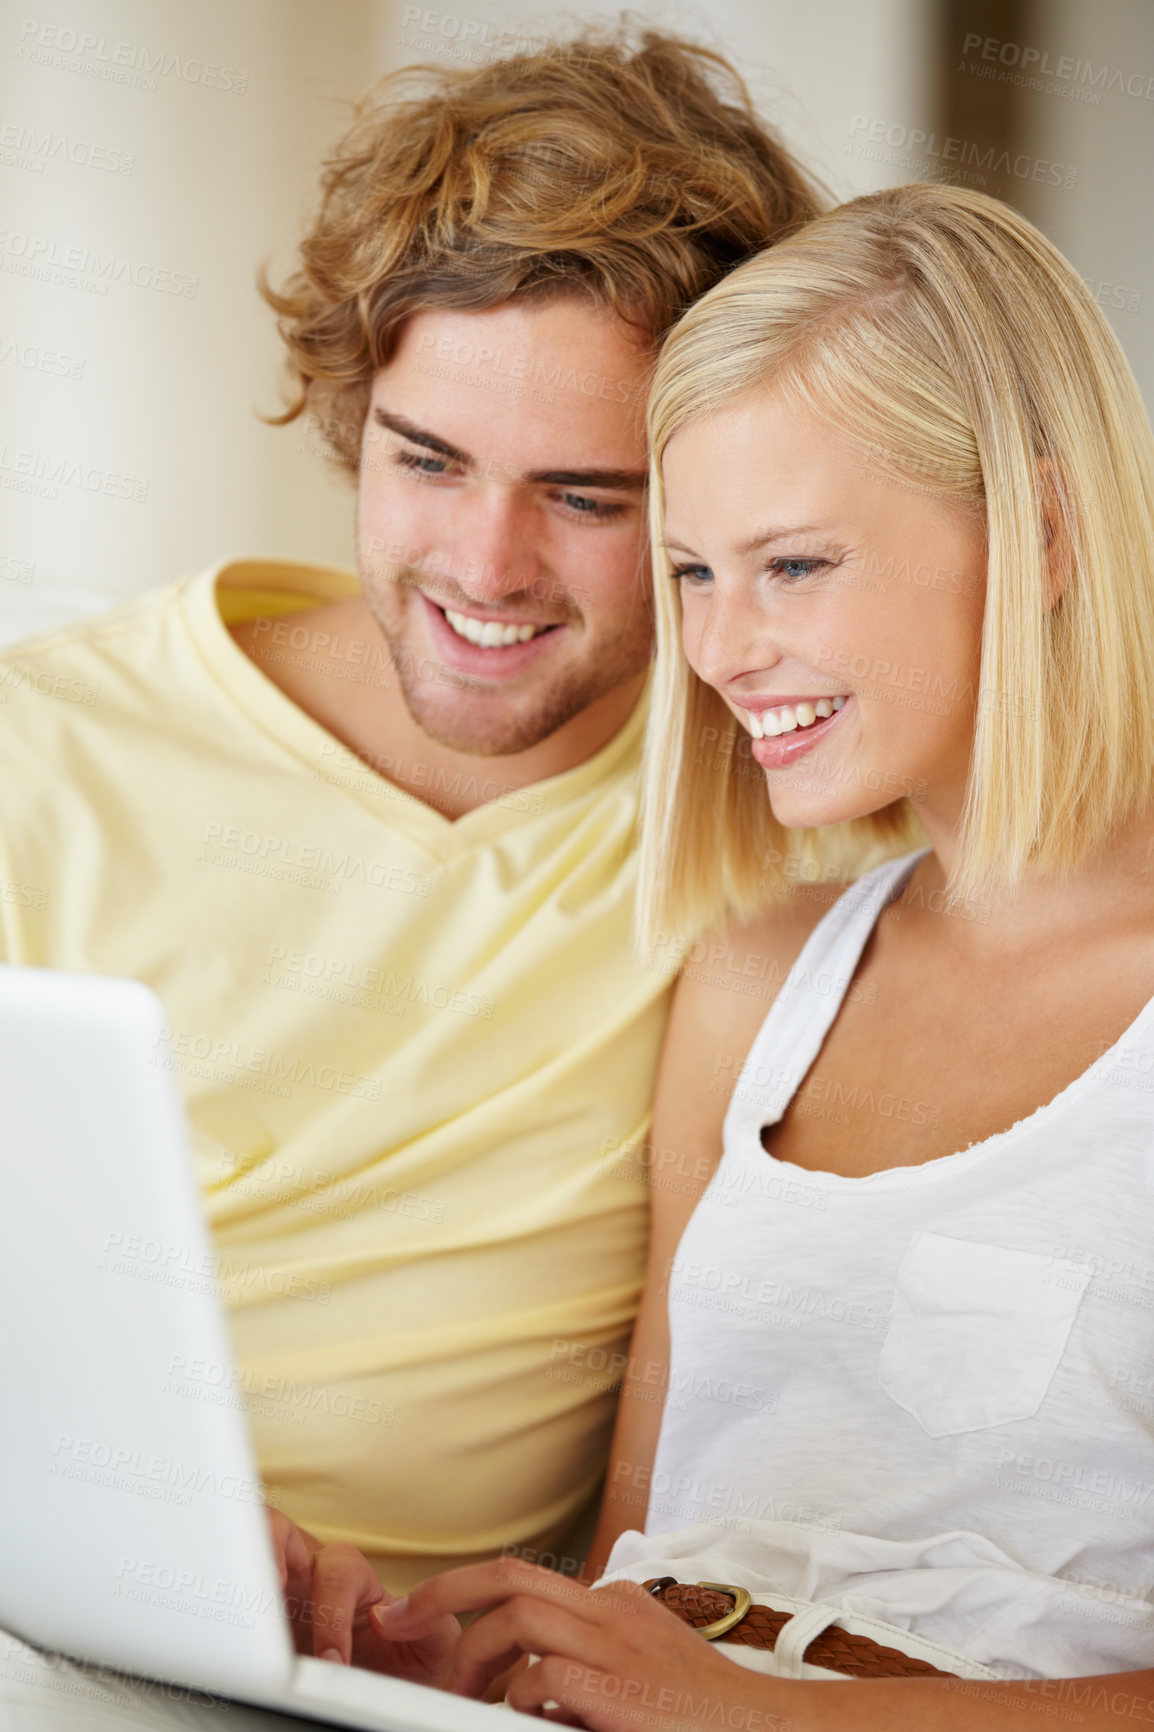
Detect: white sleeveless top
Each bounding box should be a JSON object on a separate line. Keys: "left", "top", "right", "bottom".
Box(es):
{"left": 605, "top": 848, "right": 1154, "bottom": 1679}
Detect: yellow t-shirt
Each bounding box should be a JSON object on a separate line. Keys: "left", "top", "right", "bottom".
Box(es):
{"left": 0, "top": 558, "right": 671, "bottom": 1591}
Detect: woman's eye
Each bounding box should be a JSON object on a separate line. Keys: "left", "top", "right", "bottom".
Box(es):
{"left": 770, "top": 557, "right": 828, "bottom": 581}
{"left": 670, "top": 563, "right": 713, "bottom": 585}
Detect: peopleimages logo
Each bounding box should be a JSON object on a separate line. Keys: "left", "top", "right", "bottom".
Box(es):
{"left": 0, "top": 444, "right": 146, "bottom": 500}
{"left": 16, "top": 19, "right": 249, "bottom": 94}
{"left": 0, "top": 121, "right": 135, "bottom": 174}
{"left": 960, "top": 33, "right": 1154, "bottom": 101}
{"left": 847, "top": 117, "right": 1077, "bottom": 188}
{"left": 0, "top": 336, "right": 85, "bottom": 379}
{"left": 413, "top": 330, "right": 636, "bottom": 403}
{"left": 50, "top": 1434, "right": 266, "bottom": 1508}
{"left": 198, "top": 822, "right": 433, "bottom": 898}
{"left": 155, "top": 1026, "right": 384, "bottom": 1104}
{"left": 0, "top": 229, "right": 198, "bottom": 297}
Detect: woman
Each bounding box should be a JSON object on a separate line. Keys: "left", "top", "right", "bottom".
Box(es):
{"left": 298, "top": 184, "right": 1154, "bottom": 1725}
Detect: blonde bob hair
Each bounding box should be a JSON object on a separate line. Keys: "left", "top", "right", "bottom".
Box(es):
{"left": 639, "top": 182, "right": 1154, "bottom": 947}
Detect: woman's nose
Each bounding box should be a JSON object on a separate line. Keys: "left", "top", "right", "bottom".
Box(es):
{"left": 686, "top": 579, "right": 780, "bottom": 692}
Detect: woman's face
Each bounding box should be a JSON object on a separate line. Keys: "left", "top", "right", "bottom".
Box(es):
{"left": 662, "top": 386, "right": 988, "bottom": 832}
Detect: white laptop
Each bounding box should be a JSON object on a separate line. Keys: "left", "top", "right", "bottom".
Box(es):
{"left": 0, "top": 962, "right": 508, "bottom": 1730}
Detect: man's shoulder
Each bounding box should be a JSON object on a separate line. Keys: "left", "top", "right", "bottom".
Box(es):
{"left": 0, "top": 568, "right": 221, "bottom": 787}
{"left": 0, "top": 577, "right": 186, "bottom": 664}
{"left": 0, "top": 555, "right": 357, "bottom": 674}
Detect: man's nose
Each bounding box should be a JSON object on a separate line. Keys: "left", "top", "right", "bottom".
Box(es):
{"left": 442, "top": 483, "right": 541, "bottom": 603}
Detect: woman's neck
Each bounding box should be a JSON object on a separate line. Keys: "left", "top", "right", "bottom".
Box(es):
{"left": 900, "top": 806, "right": 1154, "bottom": 960}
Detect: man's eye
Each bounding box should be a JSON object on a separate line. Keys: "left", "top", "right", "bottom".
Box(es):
{"left": 556, "top": 491, "right": 626, "bottom": 520}
{"left": 394, "top": 450, "right": 452, "bottom": 476}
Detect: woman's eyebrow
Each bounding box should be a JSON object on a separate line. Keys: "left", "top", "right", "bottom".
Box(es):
{"left": 736, "top": 524, "right": 824, "bottom": 555}
{"left": 663, "top": 524, "right": 827, "bottom": 558}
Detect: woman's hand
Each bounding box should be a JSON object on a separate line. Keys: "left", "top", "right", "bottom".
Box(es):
{"left": 370, "top": 1557, "right": 789, "bottom": 1727}
{"left": 267, "top": 1509, "right": 460, "bottom": 1687}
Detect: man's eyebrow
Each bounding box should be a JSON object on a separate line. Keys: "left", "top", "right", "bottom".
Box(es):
{"left": 372, "top": 408, "right": 646, "bottom": 491}
{"left": 373, "top": 408, "right": 470, "bottom": 464}
{"left": 526, "top": 467, "right": 647, "bottom": 491}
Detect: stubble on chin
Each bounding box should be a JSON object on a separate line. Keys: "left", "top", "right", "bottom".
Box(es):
{"left": 390, "top": 638, "right": 652, "bottom": 757}
{"left": 359, "top": 563, "right": 652, "bottom": 757}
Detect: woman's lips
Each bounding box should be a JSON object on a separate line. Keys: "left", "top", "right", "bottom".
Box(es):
{"left": 749, "top": 699, "right": 849, "bottom": 768}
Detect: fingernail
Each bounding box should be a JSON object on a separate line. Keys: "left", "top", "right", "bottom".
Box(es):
{"left": 372, "top": 1595, "right": 409, "bottom": 1623}
{"left": 320, "top": 1647, "right": 343, "bottom": 1664}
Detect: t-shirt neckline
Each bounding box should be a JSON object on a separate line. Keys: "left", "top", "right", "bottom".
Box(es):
{"left": 180, "top": 556, "right": 648, "bottom": 854}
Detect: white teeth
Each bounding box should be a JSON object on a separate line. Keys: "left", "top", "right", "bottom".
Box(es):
{"left": 444, "top": 608, "right": 546, "bottom": 648}
{"left": 747, "top": 696, "right": 849, "bottom": 738}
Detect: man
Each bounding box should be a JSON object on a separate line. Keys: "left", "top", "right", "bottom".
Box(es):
{"left": 0, "top": 27, "right": 820, "bottom": 1602}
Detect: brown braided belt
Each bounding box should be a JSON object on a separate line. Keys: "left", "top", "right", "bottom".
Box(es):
{"left": 643, "top": 1578, "right": 955, "bottom": 1680}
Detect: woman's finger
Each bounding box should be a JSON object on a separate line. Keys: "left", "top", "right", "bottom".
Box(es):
{"left": 482, "top": 1653, "right": 532, "bottom": 1705}
{"left": 506, "top": 1655, "right": 626, "bottom": 1732}
{"left": 450, "top": 1582, "right": 669, "bottom": 1701}
{"left": 447, "top": 1594, "right": 627, "bottom": 1700}
{"left": 268, "top": 1509, "right": 314, "bottom": 1597}
{"left": 307, "top": 1542, "right": 387, "bottom": 1663}
{"left": 269, "top": 1511, "right": 343, "bottom": 1658}
{"left": 352, "top": 1610, "right": 461, "bottom": 1685}
{"left": 376, "top": 1558, "right": 654, "bottom": 1642}
{"left": 375, "top": 1558, "right": 614, "bottom": 1638}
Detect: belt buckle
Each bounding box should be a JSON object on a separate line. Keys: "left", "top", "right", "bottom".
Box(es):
{"left": 693, "top": 1580, "right": 752, "bottom": 1641}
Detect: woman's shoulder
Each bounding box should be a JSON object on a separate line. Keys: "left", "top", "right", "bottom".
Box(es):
{"left": 664, "top": 884, "right": 841, "bottom": 1078}
{"left": 658, "top": 847, "right": 926, "bottom": 1110}
{"left": 645, "top": 885, "right": 841, "bottom": 1194}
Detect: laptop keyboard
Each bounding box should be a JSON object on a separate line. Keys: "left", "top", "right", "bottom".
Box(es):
{"left": 288, "top": 1655, "right": 505, "bottom": 1730}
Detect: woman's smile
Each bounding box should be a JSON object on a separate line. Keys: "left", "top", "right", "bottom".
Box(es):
{"left": 744, "top": 693, "right": 850, "bottom": 766}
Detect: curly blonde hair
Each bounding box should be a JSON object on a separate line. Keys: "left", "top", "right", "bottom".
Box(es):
{"left": 260, "top": 26, "right": 823, "bottom": 471}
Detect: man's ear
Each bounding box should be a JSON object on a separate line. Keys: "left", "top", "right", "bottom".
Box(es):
{"left": 1039, "top": 456, "right": 1075, "bottom": 612}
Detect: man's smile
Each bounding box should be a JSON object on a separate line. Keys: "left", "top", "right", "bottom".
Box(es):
{"left": 416, "top": 590, "right": 568, "bottom": 678}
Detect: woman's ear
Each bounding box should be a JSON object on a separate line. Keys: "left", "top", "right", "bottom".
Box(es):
{"left": 1039, "top": 457, "right": 1075, "bottom": 612}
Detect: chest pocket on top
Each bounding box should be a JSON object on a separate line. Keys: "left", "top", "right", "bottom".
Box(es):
{"left": 878, "top": 1231, "right": 1090, "bottom": 1437}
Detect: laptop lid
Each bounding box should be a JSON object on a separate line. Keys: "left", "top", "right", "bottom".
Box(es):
{"left": 0, "top": 963, "right": 294, "bottom": 1699}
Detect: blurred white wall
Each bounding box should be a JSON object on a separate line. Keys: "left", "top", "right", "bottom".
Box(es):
{"left": 1015, "top": 0, "right": 1154, "bottom": 409}
{"left": 1, "top": 0, "right": 1148, "bottom": 645}
{"left": 0, "top": 0, "right": 368, "bottom": 641}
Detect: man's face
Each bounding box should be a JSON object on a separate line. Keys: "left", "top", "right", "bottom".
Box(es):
{"left": 356, "top": 298, "right": 654, "bottom": 757}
